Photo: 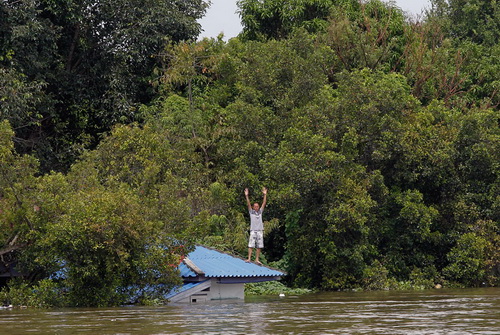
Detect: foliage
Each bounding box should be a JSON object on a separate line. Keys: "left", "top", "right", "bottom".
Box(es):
{"left": 443, "top": 232, "right": 488, "bottom": 286}
{"left": 238, "top": 0, "right": 341, "bottom": 40}
{"left": 0, "top": 120, "right": 39, "bottom": 261}
{"left": 429, "top": 0, "right": 500, "bottom": 45}
{"left": 0, "top": 279, "right": 66, "bottom": 308}
{"left": 0, "top": 0, "right": 209, "bottom": 172}
{"left": 245, "top": 280, "right": 312, "bottom": 296}
{"left": 22, "top": 179, "right": 184, "bottom": 307}
{"left": 1, "top": 0, "right": 499, "bottom": 307}
{"left": 322, "top": 0, "right": 407, "bottom": 71}
{"left": 1, "top": 121, "right": 189, "bottom": 307}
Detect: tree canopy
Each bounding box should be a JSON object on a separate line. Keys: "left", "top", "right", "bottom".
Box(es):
{"left": 0, "top": 0, "right": 209, "bottom": 172}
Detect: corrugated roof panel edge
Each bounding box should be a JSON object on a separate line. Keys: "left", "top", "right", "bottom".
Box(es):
{"left": 191, "top": 245, "right": 287, "bottom": 276}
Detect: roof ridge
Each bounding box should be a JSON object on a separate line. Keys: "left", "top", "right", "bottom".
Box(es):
{"left": 183, "top": 257, "right": 205, "bottom": 275}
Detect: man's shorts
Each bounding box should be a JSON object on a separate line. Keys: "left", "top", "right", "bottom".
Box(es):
{"left": 248, "top": 230, "right": 264, "bottom": 248}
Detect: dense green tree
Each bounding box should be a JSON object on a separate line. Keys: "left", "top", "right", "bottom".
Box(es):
{"left": 0, "top": 68, "right": 51, "bottom": 155}
{"left": 430, "top": 0, "right": 500, "bottom": 45}
{"left": 0, "top": 120, "right": 39, "bottom": 264}
{"left": 24, "top": 175, "right": 185, "bottom": 306}
{"left": 238, "top": 0, "right": 342, "bottom": 40}
{"left": 0, "top": 0, "right": 208, "bottom": 171}
{"left": 443, "top": 231, "right": 492, "bottom": 286}
{"left": 322, "top": 0, "right": 407, "bottom": 71}
{"left": 0, "top": 121, "right": 190, "bottom": 306}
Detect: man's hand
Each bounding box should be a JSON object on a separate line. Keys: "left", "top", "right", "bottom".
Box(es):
{"left": 245, "top": 188, "right": 251, "bottom": 210}
{"left": 261, "top": 187, "right": 267, "bottom": 210}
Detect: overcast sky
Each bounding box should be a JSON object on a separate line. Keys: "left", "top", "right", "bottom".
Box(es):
{"left": 198, "top": 0, "right": 431, "bottom": 40}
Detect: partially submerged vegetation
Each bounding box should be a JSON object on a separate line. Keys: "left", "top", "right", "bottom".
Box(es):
{"left": 1, "top": 0, "right": 499, "bottom": 307}
{"left": 245, "top": 281, "right": 312, "bottom": 296}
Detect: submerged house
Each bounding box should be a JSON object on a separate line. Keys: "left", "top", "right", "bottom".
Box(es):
{"left": 166, "top": 246, "right": 285, "bottom": 303}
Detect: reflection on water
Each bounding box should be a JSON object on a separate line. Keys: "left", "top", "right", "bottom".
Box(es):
{"left": 1, "top": 288, "right": 499, "bottom": 334}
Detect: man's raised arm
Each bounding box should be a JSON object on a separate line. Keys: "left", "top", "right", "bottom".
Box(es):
{"left": 244, "top": 188, "right": 252, "bottom": 211}
{"left": 261, "top": 187, "right": 267, "bottom": 211}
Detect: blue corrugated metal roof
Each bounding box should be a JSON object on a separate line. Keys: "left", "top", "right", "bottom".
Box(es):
{"left": 179, "top": 262, "right": 197, "bottom": 277}
{"left": 181, "top": 246, "right": 285, "bottom": 278}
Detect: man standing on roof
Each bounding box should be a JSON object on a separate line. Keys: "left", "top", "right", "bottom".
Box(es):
{"left": 245, "top": 187, "right": 267, "bottom": 265}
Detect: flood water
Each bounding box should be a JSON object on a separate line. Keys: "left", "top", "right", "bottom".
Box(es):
{"left": 1, "top": 288, "right": 498, "bottom": 334}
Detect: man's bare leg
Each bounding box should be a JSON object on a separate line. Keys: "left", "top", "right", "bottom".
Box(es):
{"left": 255, "top": 248, "right": 262, "bottom": 265}
{"left": 246, "top": 248, "right": 253, "bottom": 262}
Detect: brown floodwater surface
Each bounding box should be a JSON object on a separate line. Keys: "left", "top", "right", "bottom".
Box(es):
{"left": 1, "top": 288, "right": 498, "bottom": 334}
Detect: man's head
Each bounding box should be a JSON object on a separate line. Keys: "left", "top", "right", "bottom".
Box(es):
{"left": 253, "top": 203, "right": 260, "bottom": 211}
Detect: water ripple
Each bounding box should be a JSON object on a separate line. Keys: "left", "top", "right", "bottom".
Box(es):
{"left": 1, "top": 288, "right": 498, "bottom": 334}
